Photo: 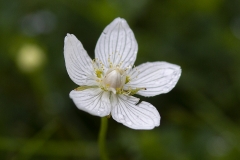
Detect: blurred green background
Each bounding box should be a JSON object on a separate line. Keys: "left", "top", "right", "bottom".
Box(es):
{"left": 1, "top": 0, "right": 240, "bottom": 159}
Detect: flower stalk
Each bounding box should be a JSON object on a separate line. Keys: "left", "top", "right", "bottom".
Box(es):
{"left": 98, "top": 116, "right": 109, "bottom": 160}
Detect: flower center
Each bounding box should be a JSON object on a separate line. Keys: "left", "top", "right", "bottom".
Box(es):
{"left": 92, "top": 58, "right": 143, "bottom": 95}
{"left": 102, "top": 68, "right": 126, "bottom": 94}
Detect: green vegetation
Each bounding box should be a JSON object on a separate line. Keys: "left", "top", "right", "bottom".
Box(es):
{"left": 1, "top": 0, "right": 240, "bottom": 159}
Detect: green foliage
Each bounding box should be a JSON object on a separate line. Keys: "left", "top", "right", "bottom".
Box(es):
{"left": 1, "top": 0, "right": 240, "bottom": 159}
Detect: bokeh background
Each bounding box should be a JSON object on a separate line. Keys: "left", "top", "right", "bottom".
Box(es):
{"left": 1, "top": 0, "right": 240, "bottom": 159}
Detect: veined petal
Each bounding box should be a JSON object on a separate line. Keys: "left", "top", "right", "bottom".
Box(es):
{"left": 95, "top": 17, "right": 138, "bottom": 69}
{"left": 70, "top": 88, "right": 111, "bottom": 117}
{"left": 125, "top": 62, "right": 181, "bottom": 97}
{"left": 111, "top": 94, "right": 160, "bottom": 130}
{"left": 64, "top": 34, "right": 96, "bottom": 86}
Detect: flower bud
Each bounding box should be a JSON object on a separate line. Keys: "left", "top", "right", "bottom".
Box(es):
{"left": 103, "top": 69, "right": 123, "bottom": 89}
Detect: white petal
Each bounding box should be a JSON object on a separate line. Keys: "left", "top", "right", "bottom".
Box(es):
{"left": 64, "top": 34, "right": 96, "bottom": 86}
{"left": 70, "top": 88, "right": 111, "bottom": 117}
{"left": 111, "top": 94, "right": 160, "bottom": 130}
{"left": 95, "top": 17, "right": 138, "bottom": 69}
{"left": 125, "top": 62, "right": 181, "bottom": 97}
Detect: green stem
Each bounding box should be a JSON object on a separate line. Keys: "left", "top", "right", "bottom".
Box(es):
{"left": 98, "top": 116, "right": 109, "bottom": 160}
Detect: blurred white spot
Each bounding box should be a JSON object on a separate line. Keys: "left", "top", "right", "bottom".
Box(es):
{"left": 206, "top": 136, "right": 230, "bottom": 157}
{"left": 17, "top": 44, "right": 46, "bottom": 73}
{"left": 21, "top": 10, "right": 56, "bottom": 36}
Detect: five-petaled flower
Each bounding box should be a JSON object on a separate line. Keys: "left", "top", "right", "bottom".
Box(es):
{"left": 64, "top": 17, "right": 181, "bottom": 130}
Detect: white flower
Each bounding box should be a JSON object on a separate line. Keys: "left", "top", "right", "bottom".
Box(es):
{"left": 64, "top": 17, "right": 181, "bottom": 130}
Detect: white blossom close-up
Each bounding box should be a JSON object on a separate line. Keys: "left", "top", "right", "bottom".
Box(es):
{"left": 64, "top": 17, "right": 181, "bottom": 130}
